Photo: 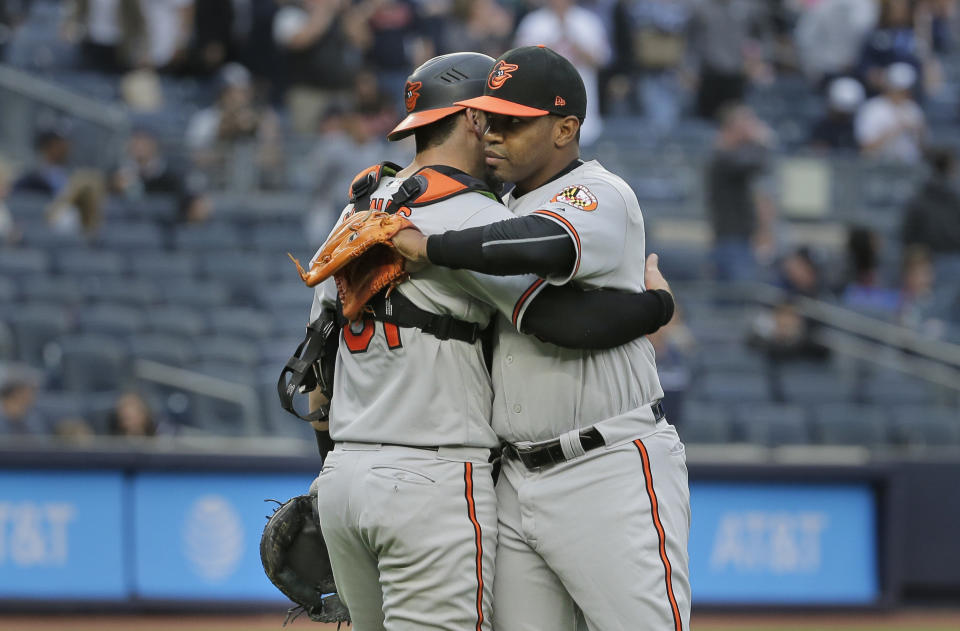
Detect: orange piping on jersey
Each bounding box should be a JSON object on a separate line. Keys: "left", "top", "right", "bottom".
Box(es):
{"left": 512, "top": 278, "right": 545, "bottom": 328}
{"left": 531, "top": 210, "right": 582, "bottom": 277}
{"left": 464, "top": 463, "right": 485, "bottom": 631}
{"left": 383, "top": 322, "right": 402, "bottom": 349}
{"left": 348, "top": 164, "right": 381, "bottom": 200}
{"left": 634, "top": 439, "right": 683, "bottom": 631}
{"left": 414, "top": 169, "right": 470, "bottom": 203}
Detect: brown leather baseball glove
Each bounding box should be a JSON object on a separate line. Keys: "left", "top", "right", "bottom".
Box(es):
{"left": 289, "top": 210, "right": 416, "bottom": 321}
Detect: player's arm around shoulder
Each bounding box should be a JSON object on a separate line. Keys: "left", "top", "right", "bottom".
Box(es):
{"left": 527, "top": 175, "right": 634, "bottom": 285}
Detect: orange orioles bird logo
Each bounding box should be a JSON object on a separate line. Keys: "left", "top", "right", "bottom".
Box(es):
{"left": 488, "top": 61, "right": 519, "bottom": 90}
{"left": 405, "top": 81, "right": 422, "bottom": 112}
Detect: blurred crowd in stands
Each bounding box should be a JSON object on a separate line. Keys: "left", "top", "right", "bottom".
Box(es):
{"left": 1, "top": 0, "right": 959, "bottom": 443}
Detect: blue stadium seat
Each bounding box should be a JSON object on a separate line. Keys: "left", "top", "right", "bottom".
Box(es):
{"left": 96, "top": 221, "right": 166, "bottom": 251}
{"left": 144, "top": 305, "right": 207, "bottom": 338}
{"left": 694, "top": 347, "right": 767, "bottom": 375}
{"left": 654, "top": 245, "right": 711, "bottom": 282}
{"left": 199, "top": 251, "right": 273, "bottom": 288}
{"left": 57, "top": 334, "right": 130, "bottom": 393}
{"left": 126, "top": 195, "right": 180, "bottom": 221}
{"left": 5, "top": 194, "right": 49, "bottom": 219}
{"left": 257, "top": 282, "right": 314, "bottom": 311}
{"left": 76, "top": 304, "right": 146, "bottom": 337}
{"left": 888, "top": 406, "right": 960, "bottom": 446}
{"left": 860, "top": 374, "right": 936, "bottom": 406}
{"left": 675, "top": 402, "right": 734, "bottom": 444}
{"left": 129, "top": 251, "right": 197, "bottom": 280}
{"left": 81, "top": 278, "right": 161, "bottom": 308}
{"left": 209, "top": 307, "right": 275, "bottom": 339}
{"left": 779, "top": 371, "right": 853, "bottom": 404}
{"left": 0, "top": 277, "right": 17, "bottom": 305}
{"left": 54, "top": 248, "right": 125, "bottom": 277}
{"left": 0, "top": 248, "right": 51, "bottom": 276}
{"left": 6, "top": 305, "right": 72, "bottom": 368}
{"left": 129, "top": 334, "right": 196, "bottom": 367}
{"left": 811, "top": 404, "right": 890, "bottom": 446}
{"left": 250, "top": 224, "right": 311, "bottom": 253}
{"left": 161, "top": 281, "right": 231, "bottom": 308}
{"left": 693, "top": 373, "right": 771, "bottom": 403}
{"left": 735, "top": 404, "right": 812, "bottom": 446}
{"left": 173, "top": 224, "right": 243, "bottom": 251}
{"left": 194, "top": 336, "right": 261, "bottom": 366}
{"left": 20, "top": 222, "right": 87, "bottom": 249}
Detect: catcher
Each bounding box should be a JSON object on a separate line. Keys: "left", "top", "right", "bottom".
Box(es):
{"left": 273, "top": 52, "right": 675, "bottom": 631}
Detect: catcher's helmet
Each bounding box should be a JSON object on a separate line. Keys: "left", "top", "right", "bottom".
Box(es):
{"left": 387, "top": 52, "right": 495, "bottom": 142}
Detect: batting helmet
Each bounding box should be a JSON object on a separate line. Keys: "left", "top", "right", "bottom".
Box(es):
{"left": 387, "top": 52, "right": 495, "bottom": 142}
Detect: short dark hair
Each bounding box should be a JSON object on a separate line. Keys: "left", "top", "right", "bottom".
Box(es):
{"left": 414, "top": 111, "right": 461, "bottom": 153}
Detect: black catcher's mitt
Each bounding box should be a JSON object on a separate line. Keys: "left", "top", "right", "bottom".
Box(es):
{"left": 260, "top": 491, "right": 350, "bottom": 625}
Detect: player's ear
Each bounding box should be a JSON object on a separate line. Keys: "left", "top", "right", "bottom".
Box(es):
{"left": 467, "top": 108, "right": 484, "bottom": 140}
{"left": 554, "top": 115, "right": 580, "bottom": 148}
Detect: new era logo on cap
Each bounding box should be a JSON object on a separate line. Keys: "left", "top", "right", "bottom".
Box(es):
{"left": 456, "top": 46, "right": 587, "bottom": 120}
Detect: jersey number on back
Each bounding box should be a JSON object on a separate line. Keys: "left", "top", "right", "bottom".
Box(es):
{"left": 343, "top": 320, "right": 403, "bottom": 353}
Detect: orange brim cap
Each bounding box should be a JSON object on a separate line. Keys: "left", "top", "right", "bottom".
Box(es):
{"left": 454, "top": 95, "right": 549, "bottom": 117}
{"left": 387, "top": 105, "right": 465, "bottom": 141}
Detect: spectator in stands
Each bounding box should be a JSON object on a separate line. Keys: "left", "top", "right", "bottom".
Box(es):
{"left": 111, "top": 127, "right": 211, "bottom": 224}
{"left": 183, "top": 0, "right": 235, "bottom": 76}
{"left": 795, "top": 0, "right": 878, "bottom": 89}
{"left": 747, "top": 299, "right": 830, "bottom": 363}
{"left": 13, "top": 127, "right": 71, "bottom": 197}
{"left": 808, "top": 76, "right": 866, "bottom": 151}
{"left": 273, "top": 0, "right": 364, "bottom": 134}
{"left": 0, "top": 0, "right": 31, "bottom": 63}
{"left": 63, "top": 0, "right": 148, "bottom": 73}
{"left": 706, "top": 102, "right": 777, "bottom": 282}
{"left": 688, "top": 0, "right": 773, "bottom": 120}
{"left": 514, "top": 0, "right": 611, "bottom": 146}
{"left": 776, "top": 246, "right": 825, "bottom": 299}
{"left": 902, "top": 146, "right": 960, "bottom": 279}
{"left": 0, "top": 155, "right": 19, "bottom": 244}
{"left": 140, "top": 0, "right": 194, "bottom": 71}
{"left": 185, "top": 62, "right": 283, "bottom": 189}
{"left": 354, "top": 0, "right": 434, "bottom": 112}
{"left": 898, "top": 244, "right": 947, "bottom": 335}
{"left": 106, "top": 391, "right": 164, "bottom": 438}
{"left": 858, "top": 0, "right": 924, "bottom": 96}
{"left": 444, "top": 0, "right": 514, "bottom": 59}
{"left": 608, "top": 0, "right": 692, "bottom": 136}
{"left": 0, "top": 376, "right": 46, "bottom": 436}
{"left": 841, "top": 225, "right": 902, "bottom": 315}
{"left": 855, "top": 62, "right": 925, "bottom": 162}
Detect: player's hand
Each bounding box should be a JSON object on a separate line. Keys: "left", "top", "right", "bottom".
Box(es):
{"left": 392, "top": 228, "right": 430, "bottom": 272}
{"left": 644, "top": 253, "right": 672, "bottom": 295}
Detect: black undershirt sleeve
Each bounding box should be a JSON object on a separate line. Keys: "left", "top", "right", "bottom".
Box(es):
{"left": 426, "top": 215, "right": 575, "bottom": 278}
{"left": 425, "top": 213, "right": 675, "bottom": 349}
{"left": 522, "top": 286, "right": 675, "bottom": 350}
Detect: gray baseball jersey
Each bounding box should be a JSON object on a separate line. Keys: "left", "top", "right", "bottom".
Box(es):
{"left": 492, "top": 159, "right": 665, "bottom": 444}
{"left": 489, "top": 159, "right": 691, "bottom": 631}
{"left": 310, "top": 170, "right": 541, "bottom": 631}
{"left": 309, "top": 174, "right": 538, "bottom": 449}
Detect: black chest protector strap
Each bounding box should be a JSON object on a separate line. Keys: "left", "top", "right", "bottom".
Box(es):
{"left": 349, "top": 161, "right": 403, "bottom": 212}
{"left": 339, "top": 290, "right": 482, "bottom": 344}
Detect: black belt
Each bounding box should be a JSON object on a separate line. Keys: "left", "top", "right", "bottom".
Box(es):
{"left": 503, "top": 401, "right": 665, "bottom": 470}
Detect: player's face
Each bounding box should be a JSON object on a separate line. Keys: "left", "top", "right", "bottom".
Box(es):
{"left": 480, "top": 113, "right": 558, "bottom": 194}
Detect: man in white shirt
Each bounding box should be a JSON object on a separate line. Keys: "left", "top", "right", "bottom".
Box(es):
{"left": 855, "top": 62, "right": 926, "bottom": 163}
{"left": 513, "top": 0, "right": 611, "bottom": 146}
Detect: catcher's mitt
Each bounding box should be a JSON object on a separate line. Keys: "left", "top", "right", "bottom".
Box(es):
{"left": 289, "top": 210, "right": 416, "bottom": 321}
{"left": 260, "top": 491, "right": 350, "bottom": 626}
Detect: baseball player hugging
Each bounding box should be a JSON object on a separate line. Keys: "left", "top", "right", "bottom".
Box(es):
{"left": 393, "top": 46, "right": 693, "bottom": 631}
{"left": 291, "top": 51, "right": 677, "bottom": 631}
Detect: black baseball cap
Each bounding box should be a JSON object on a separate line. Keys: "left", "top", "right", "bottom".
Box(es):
{"left": 455, "top": 45, "right": 586, "bottom": 120}
{"left": 387, "top": 52, "right": 495, "bottom": 141}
